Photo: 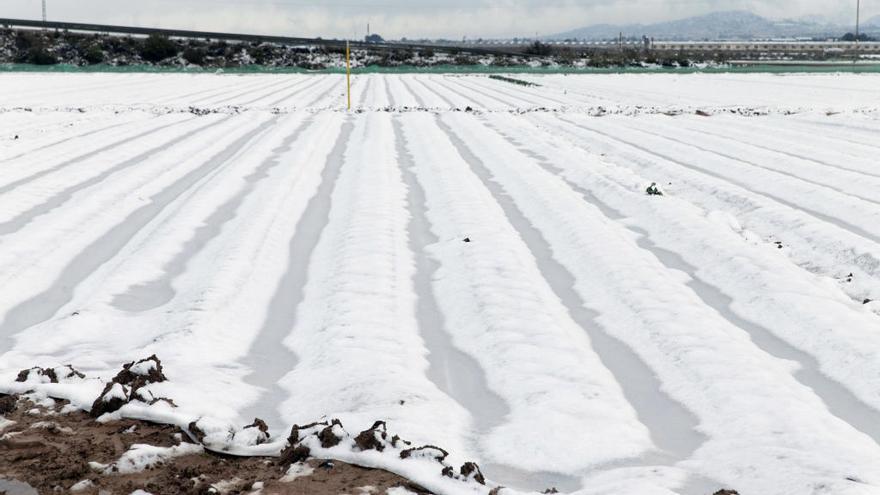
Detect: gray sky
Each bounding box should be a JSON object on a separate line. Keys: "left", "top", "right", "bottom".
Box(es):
{"left": 0, "top": 0, "right": 872, "bottom": 39}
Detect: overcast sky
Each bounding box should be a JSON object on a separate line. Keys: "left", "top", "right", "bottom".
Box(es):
{"left": 0, "top": 0, "right": 872, "bottom": 39}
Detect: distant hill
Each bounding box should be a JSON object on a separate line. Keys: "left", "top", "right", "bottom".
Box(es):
{"left": 550, "top": 10, "right": 856, "bottom": 41}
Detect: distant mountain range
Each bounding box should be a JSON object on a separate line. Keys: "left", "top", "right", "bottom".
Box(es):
{"left": 549, "top": 11, "right": 880, "bottom": 41}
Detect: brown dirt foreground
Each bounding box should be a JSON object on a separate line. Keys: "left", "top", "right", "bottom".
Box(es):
{"left": 0, "top": 394, "right": 432, "bottom": 495}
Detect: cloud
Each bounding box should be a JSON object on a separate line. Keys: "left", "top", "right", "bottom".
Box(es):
{"left": 0, "top": 0, "right": 872, "bottom": 38}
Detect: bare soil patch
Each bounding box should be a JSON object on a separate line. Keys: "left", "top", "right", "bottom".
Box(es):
{"left": 0, "top": 394, "right": 430, "bottom": 495}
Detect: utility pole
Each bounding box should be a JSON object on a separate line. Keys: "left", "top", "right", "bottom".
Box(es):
{"left": 345, "top": 41, "right": 351, "bottom": 111}
{"left": 41, "top": 0, "right": 47, "bottom": 31}
{"left": 856, "top": 0, "right": 861, "bottom": 44}
{"left": 854, "top": 0, "right": 861, "bottom": 62}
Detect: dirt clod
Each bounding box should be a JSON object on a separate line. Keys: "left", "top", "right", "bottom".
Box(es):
{"left": 89, "top": 356, "right": 168, "bottom": 417}
{"left": 89, "top": 382, "right": 129, "bottom": 418}
{"left": 17, "top": 365, "right": 87, "bottom": 383}
{"left": 188, "top": 420, "right": 206, "bottom": 443}
{"left": 390, "top": 434, "right": 411, "bottom": 448}
{"left": 354, "top": 420, "right": 388, "bottom": 452}
{"left": 15, "top": 368, "right": 31, "bottom": 382}
{"left": 646, "top": 182, "right": 664, "bottom": 196}
{"left": 112, "top": 355, "right": 167, "bottom": 388}
{"left": 40, "top": 368, "right": 60, "bottom": 383}
{"left": 318, "top": 419, "right": 344, "bottom": 448}
{"left": 278, "top": 444, "right": 311, "bottom": 466}
{"left": 400, "top": 444, "right": 449, "bottom": 462}
{"left": 147, "top": 396, "right": 177, "bottom": 408}
{"left": 460, "top": 461, "right": 486, "bottom": 484}
{"left": 286, "top": 420, "right": 328, "bottom": 445}
{"left": 245, "top": 417, "right": 270, "bottom": 434}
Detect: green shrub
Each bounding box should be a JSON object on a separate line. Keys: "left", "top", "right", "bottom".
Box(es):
{"left": 183, "top": 47, "right": 206, "bottom": 65}
{"left": 27, "top": 46, "right": 57, "bottom": 65}
{"left": 140, "top": 33, "right": 178, "bottom": 62}
{"left": 14, "top": 31, "right": 38, "bottom": 50}
{"left": 524, "top": 41, "right": 553, "bottom": 56}
{"left": 82, "top": 44, "right": 104, "bottom": 64}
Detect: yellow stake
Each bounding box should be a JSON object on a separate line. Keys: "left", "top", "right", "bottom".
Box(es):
{"left": 346, "top": 41, "right": 351, "bottom": 111}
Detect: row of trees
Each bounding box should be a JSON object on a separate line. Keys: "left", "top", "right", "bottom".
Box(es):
{"left": 5, "top": 30, "right": 184, "bottom": 65}
{"left": 841, "top": 32, "right": 877, "bottom": 41}
{"left": 2, "top": 30, "right": 307, "bottom": 66}
{"left": 0, "top": 30, "right": 498, "bottom": 68}
{"left": 525, "top": 41, "right": 725, "bottom": 67}
{"left": 3, "top": 30, "right": 732, "bottom": 68}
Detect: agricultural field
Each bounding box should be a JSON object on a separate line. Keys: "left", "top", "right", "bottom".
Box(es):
{"left": 1, "top": 71, "right": 880, "bottom": 495}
